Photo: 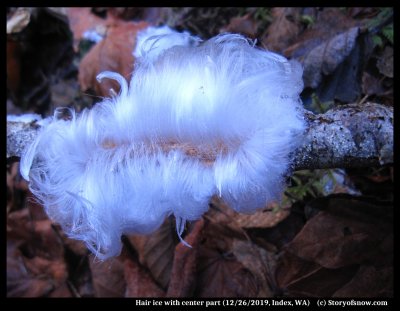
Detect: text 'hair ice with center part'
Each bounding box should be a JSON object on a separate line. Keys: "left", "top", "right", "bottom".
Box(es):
{"left": 20, "top": 30, "right": 306, "bottom": 259}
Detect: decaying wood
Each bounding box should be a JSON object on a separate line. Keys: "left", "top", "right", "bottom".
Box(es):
{"left": 291, "top": 102, "right": 393, "bottom": 170}
{"left": 7, "top": 102, "right": 393, "bottom": 170}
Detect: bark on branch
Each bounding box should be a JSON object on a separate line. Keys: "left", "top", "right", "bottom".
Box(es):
{"left": 291, "top": 102, "right": 393, "bottom": 170}
{"left": 7, "top": 102, "right": 393, "bottom": 170}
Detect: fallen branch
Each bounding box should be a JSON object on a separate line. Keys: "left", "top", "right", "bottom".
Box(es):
{"left": 291, "top": 102, "right": 393, "bottom": 170}
{"left": 7, "top": 102, "right": 393, "bottom": 170}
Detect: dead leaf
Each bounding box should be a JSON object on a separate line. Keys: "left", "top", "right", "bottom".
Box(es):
{"left": 377, "top": 46, "right": 393, "bottom": 78}
{"left": 31, "top": 219, "right": 64, "bottom": 259}
{"left": 23, "top": 256, "right": 67, "bottom": 284}
{"left": 63, "top": 252, "right": 93, "bottom": 297}
{"left": 7, "top": 8, "right": 74, "bottom": 114}
{"left": 107, "top": 7, "right": 143, "bottom": 20}
{"left": 6, "top": 39, "right": 21, "bottom": 95}
{"left": 275, "top": 250, "right": 359, "bottom": 297}
{"left": 127, "top": 217, "right": 177, "bottom": 289}
{"left": 167, "top": 219, "right": 204, "bottom": 297}
{"left": 195, "top": 221, "right": 259, "bottom": 297}
{"left": 275, "top": 194, "right": 393, "bottom": 297}
{"left": 89, "top": 256, "right": 126, "bottom": 297}
{"left": 333, "top": 265, "right": 393, "bottom": 297}
{"left": 263, "top": 8, "right": 303, "bottom": 52}
{"left": 196, "top": 247, "right": 259, "bottom": 297}
{"left": 209, "top": 196, "right": 289, "bottom": 230}
{"left": 283, "top": 8, "right": 371, "bottom": 102}
{"left": 236, "top": 209, "right": 290, "bottom": 229}
{"left": 284, "top": 8, "right": 357, "bottom": 58}
{"left": 287, "top": 195, "right": 392, "bottom": 269}
{"left": 347, "top": 7, "right": 379, "bottom": 19}
{"left": 163, "top": 8, "right": 244, "bottom": 39}
{"left": 7, "top": 277, "right": 54, "bottom": 297}
{"left": 66, "top": 8, "right": 109, "bottom": 51}
{"left": 7, "top": 207, "right": 35, "bottom": 242}
{"left": 78, "top": 20, "right": 148, "bottom": 97}
{"left": 301, "top": 27, "right": 360, "bottom": 89}
{"left": 7, "top": 162, "right": 30, "bottom": 215}
{"left": 48, "top": 283, "right": 73, "bottom": 297}
{"left": 7, "top": 196, "right": 76, "bottom": 297}
{"left": 124, "top": 259, "right": 165, "bottom": 297}
{"left": 107, "top": 7, "right": 165, "bottom": 23}
{"left": 51, "top": 78, "right": 85, "bottom": 111}
{"left": 7, "top": 240, "right": 68, "bottom": 297}
{"left": 362, "top": 71, "right": 386, "bottom": 96}
{"left": 222, "top": 13, "right": 258, "bottom": 38}
{"left": 231, "top": 240, "right": 275, "bottom": 297}
{"left": 275, "top": 251, "right": 321, "bottom": 293}
{"left": 251, "top": 205, "right": 306, "bottom": 250}
{"left": 347, "top": 167, "right": 393, "bottom": 201}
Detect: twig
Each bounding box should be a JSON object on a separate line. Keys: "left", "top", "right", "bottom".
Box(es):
{"left": 7, "top": 102, "right": 393, "bottom": 170}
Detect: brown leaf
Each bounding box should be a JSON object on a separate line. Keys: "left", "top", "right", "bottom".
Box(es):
{"left": 347, "top": 7, "right": 379, "bottom": 19}
{"left": 283, "top": 8, "right": 368, "bottom": 102}
{"left": 301, "top": 27, "right": 360, "bottom": 89}
{"left": 7, "top": 241, "right": 38, "bottom": 297}
{"left": 7, "top": 8, "right": 74, "bottom": 114}
{"left": 167, "top": 219, "right": 204, "bottom": 297}
{"left": 7, "top": 163, "right": 30, "bottom": 219}
{"left": 78, "top": 21, "right": 148, "bottom": 97}
{"left": 287, "top": 195, "right": 392, "bottom": 269}
{"left": 284, "top": 8, "right": 357, "bottom": 58}
{"left": 275, "top": 194, "right": 393, "bottom": 297}
{"left": 196, "top": 247, "right": 259, "bottom": 297}
{"left": 377, "top": 46, "right": 393, "bottom": 78}
{"left": 89, "top": 256, "right": 126, "bottom": 297}
{"left": 362, "top": 71, "right": 386, "bottom": 96}
{"left": 253, "top": 205, "right": 306, "bottom": 250}
{"left": 124, "top": 259, "right": 165, "bottom": 297}
{"left": 195, "top": 222, "right": 259, "bottom": 297}
{"left": 32, "top": 219, "right": 65, "bottom": 259}
{"left": 7, "top": 277, "right": 55, "bottom": 297}
{"left": 333, "top": 265, "right": 393, "bottom": 297}
{"left": 223, "top": 13, "right": 258, "bottom": 38}
{"left": 263, "top": 8, "right": 303, "bottom": 52}
{"left": 7, "top": 240, "right": 68, "bottom": 297}
{"left": 48, "top": 283, "right": 73, "bottom": 297}
{"left": 236, "top": 208, "right": 290, "bottom": 229}
{"left": 127, "top": 217, "right": 177, "bottom": 289}
{"left": 7, "top": 197, "right": 72, "bottom": 297}
{"left": 107, "top": 7, "right": 165, "bottom": 23}
{"left": 275, "top": 251, "right": 321, "bottom": 292}
{"left": 23, "top": 256, "right": 68, "bottom": 284}
{"left": 209, "top": 196, "right": 289, "bottom": 229}
{"left": 7, "top": 208, "right": 35, "bottom": 242}
{"left": 60, "top": 235, "right": 89, "bottom": 257}
{"left": 66, "top": 7, "right": 109, "bottom": 51}
{"left": 276, "top": 250, "right": 359, "bottom": 297}
{"left": 6, "top": 39, "right": 21, "bottom": 95}
{"left": 231, "top": 240, "right": 275, "bottom": 297}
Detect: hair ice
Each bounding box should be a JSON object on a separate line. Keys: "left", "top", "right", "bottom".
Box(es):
{"left": 20, "top": 32, "right": 305, "bottom": 259}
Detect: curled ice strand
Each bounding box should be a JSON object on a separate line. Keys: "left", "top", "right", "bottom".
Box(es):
{"left": 20, "top": 136, "right": 41, "bottom": 181}
{"left": 109, "top": 88, "right": 118, "bottom": 98}
{"left": 176, "top": 217, "right": 192, "bottom": 248}
{"left": 96, "top": 71, "right": 128, "bottom": 98}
